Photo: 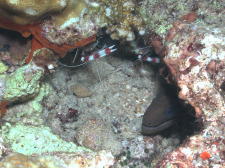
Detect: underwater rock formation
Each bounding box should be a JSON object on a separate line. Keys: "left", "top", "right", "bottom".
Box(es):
{"left": 0, "top": 63, "right": 44, "bottom": 102}
{"left": 0, "top": 0, "right": 144, "bottom": 66}
{"left": 0, "top": 151, "right": 114, "bottom": 168}
{"left": 41, "top": 0, "right": 145, "bottom": 46}
{"left": 0, "top": 0, "right": 145, "bottom": 117}
{"left": 0, "top": 0, "right": 224, "bottom": 167}
{"left": 158, "top": 22, "right": 225, "bottom": 168}
{"left": 0, "top": 122, "right": 114, "bottom": 167}
{"left": 0, "top": 0, "right": 68, "bottom": 25}
{"left": 0, "top": 63, "right": 44, "bottom": 116}
{"left": 137, "top": 1, "right": 225, "bottom": 167}
{"left": 0, "top": 137, "right": 7, "bottom": 159}
{"left": 140, "top": 0, "right": 225, "bottom": 39}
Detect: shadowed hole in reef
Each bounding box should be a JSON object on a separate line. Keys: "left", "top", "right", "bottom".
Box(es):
{"left": 0, "top": 28, "right": 28, "bottom": 43}
{"left": 57, "top": 29, "right": 203, "bottom": 143}
{"left": 156, "top": 78, "right": 203, "bottom": 141}
{"left": 221, "top": 81, "right": 225, "bottom": 91}
{"left": 0, "top": 26, "right": 203, "bottom": 165}
{"left": 0, "top": 28, "right": 30, "bottom": 65}
{"left": 115, "top": 33, "right": 203, "bottom": 142}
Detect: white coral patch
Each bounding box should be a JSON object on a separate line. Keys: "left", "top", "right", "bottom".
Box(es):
{"left": 25, "top": 8, "right": 38, "bottom": 16}
{"left": 105, "top": 8, "right": 111, "bottom": 17}
{"left": 8, "top": 0, "right": 19, "bottom": 4}
{"left": 0, "top": 77, "right": 5, "bottom": 99}
{"left": 191, "top": 66, "right": 200, "bottom": 74}
{"left": 126, "top": 32, "right": 135, "bottom": 41}
{"left": 193, "top": 81, "right": 213, "bottom": 93}
{"left": 180, "top": 84, "right": 189, "bottom": 95}
{"left": 60, "top": 17, "right": 79, "bottom": 29}
{"left": 59, "top": 0, "right": 67, "bottom": 7}
{"left": 98, "top": 151, "right": 115, "bottom": 167}
{"left": 123, "top": 1, "right": 135, "bottom": 8}
{"left": 89, "top": 2, "right": 100, "bottom": 7}
{"left": 181, "top": 148, "right": 193, "bottom": 157}
{"left": 116, "top": 29, "right": 135, "bottom": 41}
{"left": 67, "top": 151, "right": 114, "bottom": 168}
{"left": 139, "top": 29, "right": 146, "bottom": 35}
{"left": 201, "top": 34, "right": 225, "bottom": 61}
{"left": 47, "top": 64, "right": 54, "bottom": 70}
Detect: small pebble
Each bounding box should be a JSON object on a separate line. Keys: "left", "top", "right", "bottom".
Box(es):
{"left": 126, "top": 85, "right": 131, "bottom": 90}
{"left": 71, "top": 84, "right": 92, "bottom": 98}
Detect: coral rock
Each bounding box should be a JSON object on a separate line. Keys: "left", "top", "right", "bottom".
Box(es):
{"left": 75, "top": 118, "right": 122, "bottom": 155}
{"left": 0, "top": 0, "right": 68, "bottom": 25}
{"left": 0, "top": 63, "right": 44, "bottom": 103}
{"left": 0, "top": 151, "right": 114, "bottom": 168}
{"left": 158, "top": 22, "right": 225, "bottom": 167}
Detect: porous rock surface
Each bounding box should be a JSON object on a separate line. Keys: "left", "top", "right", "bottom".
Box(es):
{"left": 0, "top": 63, "right": 44, "bottom": 102}
{"left": 1, "top": 55, "right": 181, "bottom": 167}
{"left": 0, "top": 0, "right": 68, "bottom": 24}
{"left": 158, "top": 22, "right": 225, "bottom": 167}
{"left": 43, "top": 56, "right": 181, "bottom": 167}
{"left": 0, "top": 0, "right": 225, "bottom": 167}
{"left": 0, "top": 151, "right": 114, "bottom": 168}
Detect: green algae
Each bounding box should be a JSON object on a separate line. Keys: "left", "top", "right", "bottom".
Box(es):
{"left": 2, "top": 123, "right": 90, "bottom": 155}
{"left": 0, "top": 61, "right": 8, "bottom": 74}
{"left": 3, "top": 64, "right": 44, "bottom": 102}
{"left": 165, "top": 163, "right": 173, "bottom": 168}
{"left": 3, "top": 83, "right": 52, "bottom": 126}
{"left": 30, "top": 83, "right": 51, "bottom": 113}
{"left": 156, "top": 24, "right": 173, "bottom": 36}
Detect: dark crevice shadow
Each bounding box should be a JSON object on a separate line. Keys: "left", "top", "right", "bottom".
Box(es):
{"left": 151, "top": 77, "right": 203, "bottom": 141}
{"left": 0, "top": 28, "right": 29, "bottom": 44}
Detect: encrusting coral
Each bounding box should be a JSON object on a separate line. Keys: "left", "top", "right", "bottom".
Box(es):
{"left": 157, "top": 19, "right": 225, "bottom": 168}
{"left": 0, "top": 0, "right": 68, "bottom": 25}
{"left": 0, "top": 63, "right": 44, "bottom": 116}
{"left": 0, "top": 16, "right": 96, "bottom": 64}
{"left": 0, "top": 0, "right": 145, "bottom": 116}
{"left": 0, "top": 0, "right": 144, "bottom": 65}
{"left": 0, "top": 151, "right": 114, "bottom": 168}
{"left": 0, "top": 0, "right": 224, "bottom": 167}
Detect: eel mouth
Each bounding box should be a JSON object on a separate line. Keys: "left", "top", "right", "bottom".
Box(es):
{"left": 141, "top": 119, "right": 175, "bottom": 135}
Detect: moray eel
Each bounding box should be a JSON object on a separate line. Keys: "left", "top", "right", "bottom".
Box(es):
{"left": 142, "top": 89, "right": 178, "bottom": 135}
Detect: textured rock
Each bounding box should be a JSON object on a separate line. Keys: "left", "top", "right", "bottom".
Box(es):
{"left": 0, "top": 151, "right": 114, "bottom": 168}
{"left": 41, "top": 0, "right": 145, "bottom": 45}
{"left": 1, "top": 123, "right": 89, "bottom": 155}
{"left": 1, "top": 1, "right": 224, "bottom": 167}
{"left": 0, "top": 63, "right": 44, "bottom": 102}
{"left": 0, "top": 0, "right": 68, "bottom": 24}
{"left": 3, "top": 83, "right": 51, "bottom": 125}
{"left": 0, "top": 61, "right": 8, "bottom": 73}
{"left": 72, "top": 84, "right": 93, "bottom": 98}
{"left": 75, "top": 118, "right": 122, "bottom": 155}
{"left": 140, "top": 0, "right": 225, "bottom": 38}
{"left": 0, "top": 137, "right": 7, "bottom": 159}
{"left": 158, "top": 22, "right": 225, "bottom": 167}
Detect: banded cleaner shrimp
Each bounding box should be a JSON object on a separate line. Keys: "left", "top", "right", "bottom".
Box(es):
{"left": 56, "top": 29, "right": 161, "bottom": 83}
{"left": 57, "top": 29, "right": 119, "bottom": 68}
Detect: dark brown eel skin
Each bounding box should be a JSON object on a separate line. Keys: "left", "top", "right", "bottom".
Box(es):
{"left": 142, "top": 88, "right": 178, "bottom": 135}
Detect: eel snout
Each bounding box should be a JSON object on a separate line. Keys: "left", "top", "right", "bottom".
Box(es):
{"left": 142, "top": 90, "right": 178, "bottom": 135}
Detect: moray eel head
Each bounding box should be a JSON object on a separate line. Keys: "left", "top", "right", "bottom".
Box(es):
{"left": 142, "top": 90, "right": 178, "bottom": 135}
